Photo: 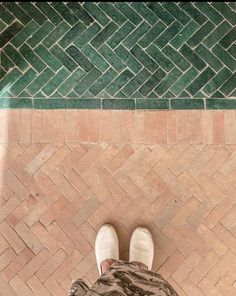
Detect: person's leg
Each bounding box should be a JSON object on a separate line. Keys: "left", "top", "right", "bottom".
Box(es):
{"left": 129, "top": 226, "right": 154, "bottom": 270}
{"left": 95, "top": 224, "right": 119, "bottom": 275}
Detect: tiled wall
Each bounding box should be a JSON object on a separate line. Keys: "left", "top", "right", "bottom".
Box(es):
{"left": 0, "top": 2, "right": 235, "bottom": 109}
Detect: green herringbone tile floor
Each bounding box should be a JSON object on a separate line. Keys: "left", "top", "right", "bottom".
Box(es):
{"left": 0, "top": 2, "right": 235, "bottom": 109}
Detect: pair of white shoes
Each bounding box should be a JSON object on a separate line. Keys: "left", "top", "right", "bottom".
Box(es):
{"left": 95, "top": 224, "right": 154, "bottom": 275}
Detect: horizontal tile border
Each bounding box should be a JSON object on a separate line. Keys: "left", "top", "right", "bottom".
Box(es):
{"left": 0, "top": 97, "right": 236, "bottom": 110}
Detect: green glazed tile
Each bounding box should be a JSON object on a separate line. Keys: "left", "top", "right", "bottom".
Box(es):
{"left": 74, "top": 68, "right": 102, "bottom": 96}
{"left": 195, "top": 44, "right": 223, "bottom": 72}
{"left": 180, "top": 44, "right": 206, "bottom": 71}
{"left": 2, "top": 2, "right": 30, "bottom": 25}
{"left": 50, "top": 44, "right": 77, "bottom": 72}
{"left": 98, "top": 3, "right": 126, "bottom": 26}
{"left": 163, "top": 45, "right": 190, "bottom": 71}
{"left": 206, "top": 98, "right": 236, "bottom": 109}
{"left": 27, "top": 21, "right": 55, "bottom": 48}
{"left": 211, "top": 2, "right": 236, "bottom": 25}
{"left": 34, "top": 98, "right": 66, "bottom": 109}
{"left": 0, "top": 68, "right": 21, "bottom": 92}
{"left": 107, "top": 21, "right": 135, "bottom": 49}
{"left": 131, "top": 45, "right": 158, "bottom": 73}
{"left": 26, "top": 68, "right": 54, "bottom": 96}
{"left": 115, "top": 2, "right": 142, "bottom": 25}
{"left": 0, "top": 4, "right": 15, "bottom": 24}
{"left": 83, "top": 2, "right": 109, "bottom": 26}
{"left": 1, "top": 52, "right": 14, "bottom": 72}
{"left": 228, "top": 44, "right": 236, "bottom": 59}
{"left": 212, "top": 44, "right": 236, "bottom": 72}
{"left": 105, "top": 69, "right": 134, "bottom": 96}
{"left": 89, "top": 68, "right": 117, "bottom": 96}
{"left": 171, "top": 99, "right": 204, "bottom": 109}
{"left": 42, "top": 68, "right": 70, "bottom": 96}
{"left": 219, "top": 73, "right": 236, "bottom": 96}
{"left": 67, "top": 2, "right": 93, "bottom": 26}
{"left": 59, "top": 21, "right": 86, "bottom": 49}
{"left": 0, "top": 21, "right": 23, "bottom": 48}
{"left": 66, "top": 45, "right": 94, "bottom": 72}
{"left": 0, "top": 98, "right": 32, "bottom": 108}
{"left": 179, "top": 2, "right": 207, "bottom": 25}
{"left": 138, "top": 21, "right": 166, "bottom": 48}
{"left": 68, "top": 98, "right": 101, "bottom": 109}
{"left": 18, "top": 2, "right": 47, "bottom": 25}
{"left": 219, "top": 27, "right": 236, "bottom": 49}
{"left": 35, "top": 2, "right": 63, "bottom": 25}
{"left": 146, "top": 45, "right": 174, "bottom": 72}
{"left": 136, "top": 99, "right": 169, "bottom": 109}
{"left": 146, "top": 2, "right": 174, "bottom": 25}
{"left": 43, "top": 21, "right": 70, "bottom": 48}
{"left": 123, "top": 21, "right": 151, "bottom": 49}
{"left": 154, "top": 68, "right": 182, "bottom": 96}
{"left": 194, "top": 2, "right": 223, "bottom": 25}
{"left": 57, "top": 69, "right": 86, "bottom": 96}
{"left": 19, "top": 44, "right": 46, "bottom": 73}
{"left": 91, "top": 21, "right": 118, "bottom": 48}
{"left": 81, "top": 44, "right": 109, "bottom": 72}
{"left": 139, "top": 69, "right": 166, "bottom": 97}
{"left": 10, "top": 69, "right": 37, "bottom": 96}
{"left": 73, "top": 22, "right": 101, "bottom": 49}
{"left": 102, "top": 99, "right": 135, "bottom": 110}
{"left": 130, "top": 2, "right": 158, "bottom": 25}
{"left": 162, "top": 2, "right": 190, "bottom": 25}
{"left": 187, "top": 20, "right": 215, "bottom": 48}
{"left": 50, "top": 2, "right": 78, "bottom": 26}
{"left": 35, "top": 44, "right": 62, "bottom": 72}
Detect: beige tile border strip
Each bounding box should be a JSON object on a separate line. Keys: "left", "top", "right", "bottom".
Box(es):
{"left": 0, "top": 110, "right": 236, "bottom": 144}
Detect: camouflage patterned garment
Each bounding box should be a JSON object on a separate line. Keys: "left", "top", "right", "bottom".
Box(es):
{"left": 68, "top": 261, "right": 179, "bottom": 296}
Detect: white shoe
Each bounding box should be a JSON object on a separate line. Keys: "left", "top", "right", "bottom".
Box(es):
{"left": 95, "top": 224, "right": 119, "bottom": 275}
{"left": 129, "top": 226, "right": 154, "bottom": 270}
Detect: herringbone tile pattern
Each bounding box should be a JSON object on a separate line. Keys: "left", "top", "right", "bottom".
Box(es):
{"left": 0, "top": 2, "right": 235, "bottom": 100}
{"left": 0, "top": 109, "right": 236, "bottom": 295}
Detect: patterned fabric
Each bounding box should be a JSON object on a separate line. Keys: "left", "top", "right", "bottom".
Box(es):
{"left": 68, "top": 261, "right": 178, "bottom": 296}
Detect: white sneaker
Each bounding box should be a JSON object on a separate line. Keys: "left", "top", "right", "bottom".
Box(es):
{"left": 95, "top": 224, "right": 119, "bottom": 275}
{"left": 129, "top": 226, "right": 154, "bottom": 270}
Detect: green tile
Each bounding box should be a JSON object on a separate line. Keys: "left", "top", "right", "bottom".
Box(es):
{"left": 35, "top": 44, "right": 62, "bottom": 72}
{"left": 50, "top": 2, "right": 78, "bottom": 26}
{"left": 43, "top": 21, "right": 70, "bottom": 48}
{"left": 0, "top": 98, "right": 32, "bottom": 109}
{"left": 163, "top": 45, "right": 190, "bottom": 71}
{"left": 50, "top": 45, "right": 77, "bottom": 72}
{"left": 114, "top": 3, "right": 142, "bottom": 25}
{"left": 66, "top": 45, "right": 94, "bottom": 72}
{"left": 136, "top": 99, "right": 169, "bottom": 109}
{"left": 59, "top": 21, "right": 86, "bottom": 49}
{"left": 91, "top": 21, "right": 118, "bottom": 48}
{"left": 0, "top": 4, "right": 14, "bottom": 24}
{"left": 115, "top": 45, "right": 142, "bottom": 74}
{"left": 228, "top": 44, "right": 236, "bottom": 59}
{"left": 138, "top": 21, "right": 166, "bottom": 48}
{"left": 211, "top": 2, "right": 236, "bottom": 25}
{"left": 27, "top": 21, "right": 55, "bottom": 48}
{"left": 203, "top": 68, "right": 232, "bottom": 96}
{"left": 180, "top": 44, "right": 206, "bottom": 71}
{"left": 98, "top": 2, "right": 126, "bottom": 26}
{"left": 170, "top": 67, "right": 198, "bottom": 96}
{"left": 139, "top": 69, "right": 166, "bottom": 97}
{"left": 154, "top": 21, "right": 183, "bottom": 49}
{"left": 187, "top": 21, "right": 215, "bottom": 48}
{"left": 34, "top": 98, "right": 66, "bottom": 109}
{"left": 186, "top": 67, "right": 215, "bottom": 96}
{"left": 195, "top": 44, "right": 223, "bottom": 72}
{"left": 154, "top": 68, "right": 182, "bottom": 96}
{"left": 11, "top": 20, "right": 40, "bottom": 48}
{"left": 0, "top": 19, "right": 6, "bottom": 34}
{"left": 83, "top": 2, "right": 109, "bottom": 26}
{"left": 89, "top": 68, "right": 117, "bottom": 96}
{"left": 0, "top": 68, "right": 6, "bottom": 80}
{"left": 146, "top": 45, "right": 174, "bottom": 72}
{"left": 2, "top": 2, "right": 30, "bottom": 25}
{"left": 0, "top": 69, "right": 21, "bottom": 92}
{"left": 179, "top": 2, "right": 207, "bottom": 25}
{"left": 203, "top": 21, "right": 232, "bottom": 49}
{"left": 27, "top": 68, "right": 55, "bottom": 96}
{"left": 162, "top": 2, "right": 191, "bottom": 25}
{"left": 130, "top": 2, "right": 158, "bottom": 25}
{"left": 219, "top": 73, "right": 236, "bottom": 96}
{"left": 1, "top": 52, "right": 14, "bottom": 72}
{"left": 74, "top": 22, "right": 101, "bottom": 49}
{"left": 42, "top": 68, "right": 70, "bottom": 96}
{"left": 98, "top": 44, "right": 126, "bottom": 73}
{"left": 171, "top": 99, "right": 204, "bottom": 109}
{"left": 123, "top": 21, "right": 151, "bottom": 49}
{"left": 67, "top": 2, "right": 93, "bottom": 26}
{"left": 19, "top": 44, "right": 46, "bottom": 73}
{"left": 57, "top": 69, "right": 86, "bottom": 96}
{"left": 74, "top": 68, "right": 102, "bottom": 96}
{"left": 0, "top": 21, "right": 23, "bottom": 48}
{"left": 170, "top": 20, "right": 199, "bottom": 49}
{"left": 107, "top": 21, "right": 135, "bottom": 49}
{"left": 81, "top": 44, "right": 109, "bottom": 72}
{"left": 10, "top": 69, "right": 37, "bottom": 96}
{"left": 206, "top": 98, "right": 236, "bottom": 109}
{"left": 105, "top": 69, "right": 134, "bottom": 96}
{"left": 146, "top": 2, "right": 174, "bottom": 25}
{"left": 35, "top": 2, "right": 63, "bottom": 25}
{"left": 122, "top": 69, "right": 150, "bottom": 97}
{"left": 67, "top": 99, "right": 101, "bottom": 109}
{"left": 212, "top": 44, "right": 236, "bottom": 72}
{"left": 3, "top": 44, "right": 29, "bottom": 72}
{"left": 130, "top": 45, "right": 158, "bottom": 73}
{"left": 194, "top": 2, "right": 224, "bottom": 25}
{"left": 219, "top": 27, "right": 236, "bottom": 49}
{"left": 18, "top": 2, "right": 47, "bottom": 25}
{"left": 102, "top": 99, "right": 135, "bottom": 110}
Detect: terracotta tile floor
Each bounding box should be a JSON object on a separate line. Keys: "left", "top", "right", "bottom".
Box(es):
{"left": 0, "top": 110, "right": 236, "bottom": 296}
